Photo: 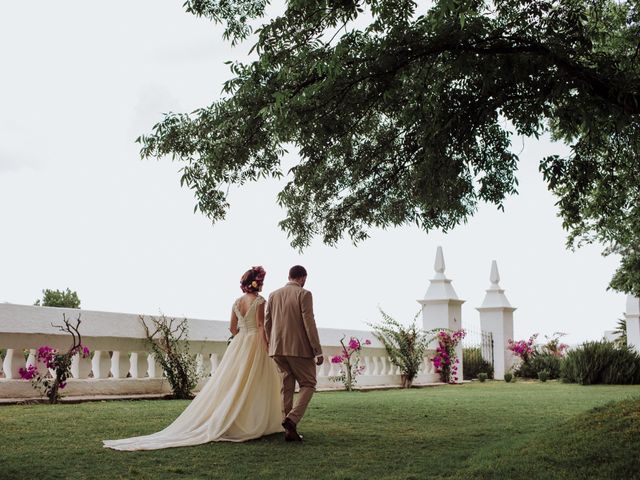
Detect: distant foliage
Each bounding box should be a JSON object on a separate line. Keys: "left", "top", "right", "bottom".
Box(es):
{"left": 369, "top": 310, "right": 429, "bottom": 388}
{"left": 613, "top": 318, "right": 628, "bottom": 347}
{"left": 561, "top": 341, "right": 640, "bottom": 385}
{"left": 34, "top": 289, "right": 81, "bottom": 309}
{"left": 462, "top": 347, "right": 494, "bottom": 380}
{"left": 140, "top": 315, "right": 201, "bottom": 399}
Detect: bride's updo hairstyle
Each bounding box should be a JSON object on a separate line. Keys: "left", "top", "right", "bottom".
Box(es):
{"left": 240, "top": 266, "right": 266, "bottom": 293}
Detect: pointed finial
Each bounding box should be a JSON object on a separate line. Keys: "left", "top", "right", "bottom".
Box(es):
{"left": 490, "top": 260, "right": 500, "bottom": 287}
{"left": 434, "top": 246, "right": 445, "bottom": 273}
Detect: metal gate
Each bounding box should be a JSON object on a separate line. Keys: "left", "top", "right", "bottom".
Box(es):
{"left": 462, "top": 329, "right": 494, "bottom": 380}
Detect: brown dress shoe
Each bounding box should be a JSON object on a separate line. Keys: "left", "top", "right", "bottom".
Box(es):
{"left": 282, "top": 417, "right": 303, "bottom": 442}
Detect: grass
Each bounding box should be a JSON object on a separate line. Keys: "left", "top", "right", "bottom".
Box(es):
{"left": 1, "top": 382, "right": 639, "bottom": 479}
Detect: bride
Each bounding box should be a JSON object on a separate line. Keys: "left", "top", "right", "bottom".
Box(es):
{"left": 103, "top": 266, "right": 283, "bottom": 450}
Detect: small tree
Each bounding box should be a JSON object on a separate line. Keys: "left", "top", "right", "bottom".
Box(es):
{"left": 370, "top": 310, "right": 429, "bottom": 388}
{"left": 34, "top": 289, "right": 80, "bottom": 308}
{"left": 140, "top": 315, "right": 200, "bottom": 399}
{"left": 19, "top": 314, "right": 90, "bottom": 404}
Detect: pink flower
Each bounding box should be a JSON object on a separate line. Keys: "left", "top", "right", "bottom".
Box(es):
{"left": 82, "top": 346, "right": 90, "bottom": 358}
{"left": 364, "top": 339, "right": 371, "bottom": 345}
{"left": 348, "top": 338, "right": 360, "bottom": 350}
{"left": 19, "top": 364, "right": 38, "bottom": 380}
{"left": 331, "top": 355, "right": 343, "bottom": 364}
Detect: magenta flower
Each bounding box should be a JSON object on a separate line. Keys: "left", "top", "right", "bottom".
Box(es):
{"left": 364, "top": 339, "right": 371, "bottom": 345}
{"left": 19, "top": 364, "right": 38, "bottom": 380}
{"left": 331, "top": 355, "right": 343, "bottom": 364}
{"left": 348, "top": 338, "right": 360, "bottom": 350}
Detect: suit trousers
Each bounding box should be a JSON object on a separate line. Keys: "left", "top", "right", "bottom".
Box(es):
{"left": 272, "top": 356, "right": 317, "bottom": 425}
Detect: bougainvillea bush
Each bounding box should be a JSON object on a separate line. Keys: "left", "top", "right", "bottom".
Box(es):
{"left": 330, "top": 336, "right": 370, "bottom": 391}
{"left": 431, "top": 329, "right": 465, "bottom": 383}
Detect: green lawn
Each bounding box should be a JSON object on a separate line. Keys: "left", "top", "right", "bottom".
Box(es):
{"left": 1, "top": 382, "right": 639, "bottom": 479}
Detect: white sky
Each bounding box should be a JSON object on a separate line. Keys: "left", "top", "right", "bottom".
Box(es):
{"left": 0, "top": 1, "right": 627, "bottom": 345}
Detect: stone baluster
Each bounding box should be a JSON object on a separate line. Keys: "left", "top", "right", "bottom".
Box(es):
{"left": 198, "top": 353, "right": 212, "bottom": 377}
{"left": 210, "top": 354, "right": 219, "bottom": 375}
{"left": 380, "top": 357, "right": 388, "bottom": 375}
{"left": 3, "top": 349, "right": 26, "bottom": 379}
{"left": 147, "top": 353, "right": 163, "bottom": 378}
{"left": 71, "top": 352, "right": 92, "bottom": 379}
{"left": 363, "top": 356, "right": 371, "bottom": 376}
{"left": 129, "top": 352, "right": 149, "bottom": 379}
{"left": 322, "top": 360, "right": 331, "bottom": 377}
{"left": 372, "top": 357, "right": 380, "bottom": 376}
{"left": 110, "top": 351, "right": 130, "bottom": 378}
{"left": 91, "top": 350, "right": 111, "bottom": 379}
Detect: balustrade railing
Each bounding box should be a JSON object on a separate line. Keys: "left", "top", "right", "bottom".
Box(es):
{"left": 0, "top": 303, "right": 440, "bottom": 399}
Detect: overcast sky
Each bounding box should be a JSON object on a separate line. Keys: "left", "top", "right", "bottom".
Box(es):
{"left": 0, "top": 1, "right": 628, "bottom": 345}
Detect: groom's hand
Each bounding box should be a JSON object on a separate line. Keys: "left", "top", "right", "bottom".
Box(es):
{"left": 316, "top": 355, "right": 324, "bottom": 366}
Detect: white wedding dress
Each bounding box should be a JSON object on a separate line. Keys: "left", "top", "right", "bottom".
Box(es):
{"left": 103, "top": 296, "right": 283, "bottom": 450}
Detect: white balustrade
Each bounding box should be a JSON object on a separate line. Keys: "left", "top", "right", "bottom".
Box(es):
{"left": 0, "top": 303, "right": 442, "bottom": 399}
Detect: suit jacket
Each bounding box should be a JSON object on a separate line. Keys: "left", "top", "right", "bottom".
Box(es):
{"left": 265, "top": 281, "right": 322, "bottom": 358}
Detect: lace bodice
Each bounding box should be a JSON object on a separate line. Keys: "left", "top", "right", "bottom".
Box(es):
{"left": 233, "top": 296, "right": 264, "bottom": 332}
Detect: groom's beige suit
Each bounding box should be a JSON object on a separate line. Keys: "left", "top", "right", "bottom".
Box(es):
{"left": 265, "top": 281, "right": 323, "bottom": 425}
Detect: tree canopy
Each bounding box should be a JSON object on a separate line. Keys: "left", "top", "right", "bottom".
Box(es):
{"left": 34, "top": 288, "right": 81, "bottom": 308}
{"left": 139, "top": 0, "right": 640, "bottom": 295}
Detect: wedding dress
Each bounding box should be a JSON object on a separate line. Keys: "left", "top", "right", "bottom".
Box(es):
{"left": 103, "top": 296, "right": 283, "bottom": 450}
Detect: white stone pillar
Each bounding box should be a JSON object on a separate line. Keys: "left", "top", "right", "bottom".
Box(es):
{"left": 418, "top": 246, "right": 465, "bottom": 382}
{"left": 129, "top": 352, "right": 149, "bottom": 379}
{"left": 91, "top": 350, "right": 111, "bottom": 379}
{"left": 476, "top": 260, "right": 516, "bottom": 380}
{"left": 71, "top": 352, "right": 92, "bottom": 379}
{"left": 3, "top": 349, "right": 26, "bottom": 379}
{"left": 626, "top": 295, "right": 640, "bottom": 351}
{"left": 111, "top": 351, "right": 130, "bottom": 379}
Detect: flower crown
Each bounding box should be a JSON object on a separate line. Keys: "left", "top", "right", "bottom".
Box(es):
{"left": 240, "top": 265, "right": 266, "bottom": 293}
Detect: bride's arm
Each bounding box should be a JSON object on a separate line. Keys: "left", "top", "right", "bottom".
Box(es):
{"left": 229, "top": 305, "right": 239, "bottom": 336}
{"left": 256, "top": 301, "right": 269, "bottom": 350}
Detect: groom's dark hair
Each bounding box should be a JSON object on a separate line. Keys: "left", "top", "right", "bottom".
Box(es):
{"left": 289, "top": 265, "right": 307, "bottom": 279}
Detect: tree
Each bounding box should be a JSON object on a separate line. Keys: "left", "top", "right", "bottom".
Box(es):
{"left": 139, "top": 0, "right": 640, "bottom": 295}
{"left": 369, "top": 309, "right": 429, "bottom": 387}
{"left": 34, "top": 288, "right": 81, "bottom": 308}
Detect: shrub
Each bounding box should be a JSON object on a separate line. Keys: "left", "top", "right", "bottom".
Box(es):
{"left": 477, "top": 372, "right": 488, "bottom": 382}
{"left": 516, "top": 353, "right": 562, "bottom": 379}
{"left": 561, "top": 341, "right": 640, "bottom": 385}
{"left": 370, "top": 310, "right": 429, "bottom": 388}
{"left": 538, "top": 369, "right": 549, "bottom": 382}
{"left": 462, "top": 347, "right": 494, "bottom": 380}
{"left": 140, "top": 315, "right": 201, "bottom": 399}
{"left": 504, "top": 372, "right": 513, "bottom": 383}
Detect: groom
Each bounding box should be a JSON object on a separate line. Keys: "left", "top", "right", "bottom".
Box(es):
{"left": 265, "top": 265, "right": 324, "bottom": 442}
